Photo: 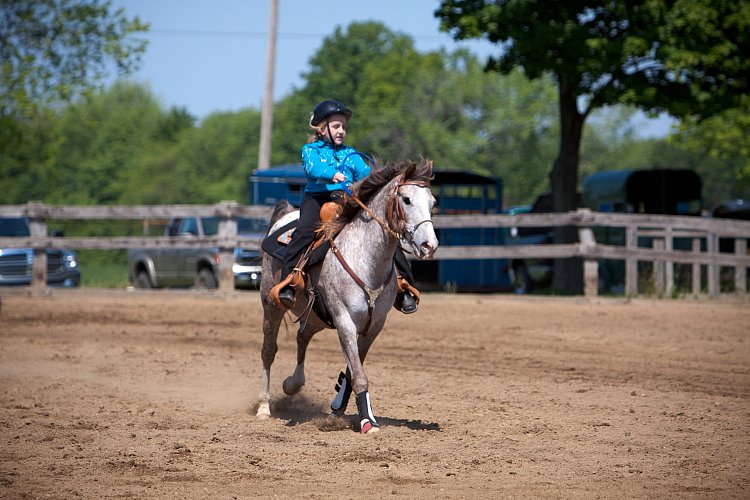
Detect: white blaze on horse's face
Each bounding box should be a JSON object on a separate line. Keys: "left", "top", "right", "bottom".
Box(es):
{"left": 397, "top": 184, "right": 439, "bottom": 259}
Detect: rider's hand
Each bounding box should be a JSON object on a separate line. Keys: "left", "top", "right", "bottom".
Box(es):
{"left": 332, "top": 172, "right": 347, "bottom": 183}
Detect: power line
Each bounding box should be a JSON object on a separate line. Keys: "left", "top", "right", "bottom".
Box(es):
{"left": 139, "top": 27, "right": 449, "bottom": 42}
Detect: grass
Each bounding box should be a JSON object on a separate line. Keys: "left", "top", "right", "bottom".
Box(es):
{"left": 77, "top": 250, "right": 130, "bottom": 288}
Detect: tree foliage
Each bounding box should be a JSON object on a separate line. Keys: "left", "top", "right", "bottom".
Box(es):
{"left": 271, "top": 22, "right": 559, "bottom": 204}
{"left": 1, "top": 18, "right": 742, "bottom": 217}
{"left": 670, "top": 97, "right": 750, "bottom": 205}
{"left": 0, "top": 0, "right": 148, "bottom": 118}
{"left": 436, "top": 0, "right": 749, "bottom": 291}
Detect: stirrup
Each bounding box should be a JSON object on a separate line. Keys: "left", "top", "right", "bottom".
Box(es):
{"left": 400, "top": 292, "right": 418, "bottom": 314}
{"left": 393, "top": 275, "right": 421, "bottom": 313}
{"left": 278, "top": 287, "right": 296, "bottom": 308}
{"left": 269, "top": 270, "right": 304, "bottom": 309}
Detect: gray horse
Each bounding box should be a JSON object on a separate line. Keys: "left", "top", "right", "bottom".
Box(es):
{"left": 256, "top": 158, "right": 438, "bottom": 433}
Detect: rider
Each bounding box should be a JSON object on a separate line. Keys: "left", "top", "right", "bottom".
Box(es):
{"left": 274, "top": 99, "right": 418, "bottom": 314}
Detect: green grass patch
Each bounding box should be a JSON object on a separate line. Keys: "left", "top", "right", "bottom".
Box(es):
{"left": 77, "top": 250, "right": 130, "bottom": 288}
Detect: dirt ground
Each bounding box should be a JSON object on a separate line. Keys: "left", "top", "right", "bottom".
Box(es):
{"left": 0, "top": 289, "right": 748, "bottom": 499}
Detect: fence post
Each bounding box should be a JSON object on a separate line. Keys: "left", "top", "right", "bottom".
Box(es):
{"left": 664, "top": 226, "right": 673, "bottom": 297}
{"left": 577, "top": 223, "right": 598, "bottom": 298}
{"left": 27, "top": 201, "right": 47, "bottom": 289}
{"left": 735, "top": 238, "right": 747, "bottom": 296}
{"left": 707, "top": 233, "right": 719, "bottom": 298}
{"left": 653, "top": 238, "right": 665, "bottom": 296}
{"left": 625, "top": 225, "right": 638, "bottom": 296}
{"left": 692, "top": 238, "right": 701, "bottom": 296}
{"left": 217, "top": 203, "right": 238, "bottom": 292}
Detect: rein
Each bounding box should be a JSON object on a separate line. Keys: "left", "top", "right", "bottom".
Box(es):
{"left": 343, "top": 177, "right": 432, "bottom": 241}
{"left": 345, "top": 190, "right": 400, "bottom": 239}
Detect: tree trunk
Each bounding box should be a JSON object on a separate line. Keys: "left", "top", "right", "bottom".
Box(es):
{"left": 550, "top": 77, "right": 586, "bottom": 294}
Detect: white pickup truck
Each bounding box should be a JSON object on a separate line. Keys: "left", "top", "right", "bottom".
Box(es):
{"left": 127, "top": 216, "right": 265, "bottom": 290}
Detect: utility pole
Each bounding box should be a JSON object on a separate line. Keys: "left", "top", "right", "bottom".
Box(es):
{"left": 257, "top": 0, "right": 278, "bottom": 170}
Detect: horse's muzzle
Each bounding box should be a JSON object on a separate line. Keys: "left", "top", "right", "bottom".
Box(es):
{"left": 415, "top": 238, "right": 438, "bottom": 259}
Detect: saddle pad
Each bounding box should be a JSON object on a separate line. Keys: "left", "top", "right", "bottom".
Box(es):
{"left": 261, "top": 219, "right": 297, "bottom": 261}
{"left": 261, "top": 219, "right": 331, "bottom": 266}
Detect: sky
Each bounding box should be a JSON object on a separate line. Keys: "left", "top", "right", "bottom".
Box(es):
{"left": 111, "top": 0, "right": 673, "bottom": 136}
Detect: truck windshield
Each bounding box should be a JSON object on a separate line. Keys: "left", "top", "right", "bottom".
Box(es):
{"left": 201, "top": 217, "right": 266, "bottom": 235}
{"left": 0, "top": 218, "right": 31, "bottom": 237}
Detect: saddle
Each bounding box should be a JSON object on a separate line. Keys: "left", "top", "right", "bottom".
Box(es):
{"left": 264, "top": 201, "right": 342, "bottom": 314}
{"left": 261, "top": 201, "right": 340, "bottom": 264}
{"left": 264, "top": 200, "right": 417, "bottom": 315}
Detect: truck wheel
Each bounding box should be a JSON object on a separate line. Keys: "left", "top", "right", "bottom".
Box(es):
{"left": 196, "top": 268, "right": 218, "bottom": 289}
{"left": 134, "top": 270, "right": 153, "bottom": 289}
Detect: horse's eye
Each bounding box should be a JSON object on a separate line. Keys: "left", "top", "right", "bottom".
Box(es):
{"left": 402, "top": 196, "right": 411, "bottom": 205}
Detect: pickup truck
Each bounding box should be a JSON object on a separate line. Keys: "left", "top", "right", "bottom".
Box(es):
{"left": 0, "top": 217, "right": 80, "bottom": 287}
{"left": 127, "top": 216, "right": 265, "bottom": 290}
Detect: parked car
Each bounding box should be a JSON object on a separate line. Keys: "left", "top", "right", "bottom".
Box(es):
{"left": 127, "top": 216, "right": 265, "bottom": 290}
{"left": 0, "top": 217, "right": 80, "bottom": 287}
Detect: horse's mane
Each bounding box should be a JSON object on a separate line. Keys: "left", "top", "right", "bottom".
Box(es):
{"left": 320, "top": 157, "right": 434, "bottom": 237}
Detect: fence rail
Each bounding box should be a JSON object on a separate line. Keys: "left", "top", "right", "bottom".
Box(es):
{"left": 1, "top": 202, "right": 749, "bottom": 298}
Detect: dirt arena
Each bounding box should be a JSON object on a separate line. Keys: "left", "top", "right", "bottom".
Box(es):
{"left": 0, "top": 290, "right": 748, "bottom": 499}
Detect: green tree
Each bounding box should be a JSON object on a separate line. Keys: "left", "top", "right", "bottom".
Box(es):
{"left": 670, "top": 100, "right": 750, "bottom": 204}
{"left": 0, "top": 0, "right": 148, "bottom": 205}
{"left": 54, "top": 82, "right": 169, "bottom": 204}
{"left": 273, "top": 22, "right": 560, "bottom": 206}
{"left": 166, "top": 109, "right": 262, "bottom": 204}
{"left": 0, "top": 0, "right": 147, "bottom": 118}
{"left": 436, "top": 0, "right": 750, "bottom": 291}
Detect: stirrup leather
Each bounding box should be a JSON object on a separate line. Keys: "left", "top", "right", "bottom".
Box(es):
{"left": 397, "top": 275, "right": 420, "bottom": 303}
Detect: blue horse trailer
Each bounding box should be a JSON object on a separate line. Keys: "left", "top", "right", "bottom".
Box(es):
{"left": 248, "top": 165, "right": 512, "bottom": 292}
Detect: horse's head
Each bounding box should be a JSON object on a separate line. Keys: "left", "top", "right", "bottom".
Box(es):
{"left": 392, "top": 159, "right": 439, "bottom": 260}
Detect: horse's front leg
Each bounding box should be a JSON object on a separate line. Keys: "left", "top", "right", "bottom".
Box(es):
{"left": 336, "top": 317, "right": 379, "bottom": 434}
{"left": 330, "top": 312, "right": 387, "bottom": 415}
{"left": 329, "top": 328, "right": 380, "bottom": 415}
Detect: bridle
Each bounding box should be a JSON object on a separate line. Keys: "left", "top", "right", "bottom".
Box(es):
{"left": 343, "top": 175, "right": 434, "bottom": 250}
{"left": 389, "top": 179, "right": 434, "bottom": 254}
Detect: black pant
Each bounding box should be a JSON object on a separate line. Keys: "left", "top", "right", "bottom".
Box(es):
{"left": 281, "top": 191, "right": 414, "bottom": 286}
{"left": 281, "top": 192, "right": 329, "bottom": 279}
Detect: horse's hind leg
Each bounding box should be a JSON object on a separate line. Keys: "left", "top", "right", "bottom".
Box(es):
{"left": 257, "top": 303, "right": 284, "bottom": 420}
{"left": 282, "top": 322, "right": 322, "bottom": 395}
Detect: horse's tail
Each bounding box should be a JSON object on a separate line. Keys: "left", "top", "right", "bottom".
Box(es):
{"left": 267, "top": 200, "right": 295, "bottom": 232}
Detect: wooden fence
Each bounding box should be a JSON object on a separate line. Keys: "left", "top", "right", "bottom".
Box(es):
{"left": 1, "top": 201, "right": 749, "bottom": 298}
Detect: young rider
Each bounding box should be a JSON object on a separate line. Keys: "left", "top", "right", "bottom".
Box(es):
{"left": 274, "top": 99, "right": 418, "bottom": 313}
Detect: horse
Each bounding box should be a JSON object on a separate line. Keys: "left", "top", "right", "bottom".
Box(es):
{"left": 255, "top": 158, "right": 438, "bottom": 434}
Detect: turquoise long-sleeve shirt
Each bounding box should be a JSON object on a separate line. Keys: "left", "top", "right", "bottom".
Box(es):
{"left": 301, "top": 140, "right": 370, "bottom": 194}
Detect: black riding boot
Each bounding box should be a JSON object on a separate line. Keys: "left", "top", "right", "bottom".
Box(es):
{"left": 278, "top": 287, "right": 296, "bottom": 308}
{"left": 400, "top": 291, "right": 417, "bottom": 313}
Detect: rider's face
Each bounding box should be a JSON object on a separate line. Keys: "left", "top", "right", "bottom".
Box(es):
{"left": 323, "top": 113, "right": 347, "bottom": 145}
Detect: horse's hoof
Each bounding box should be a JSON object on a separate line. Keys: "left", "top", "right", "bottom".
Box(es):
{"left": 282, "top": 377, "right": 303, "bottom": 395}
{"left": 256, "top": 402, "right": 271, "bottom": 420}
{"left": 360, "top": 420, "right": 380, "bottom": 434}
